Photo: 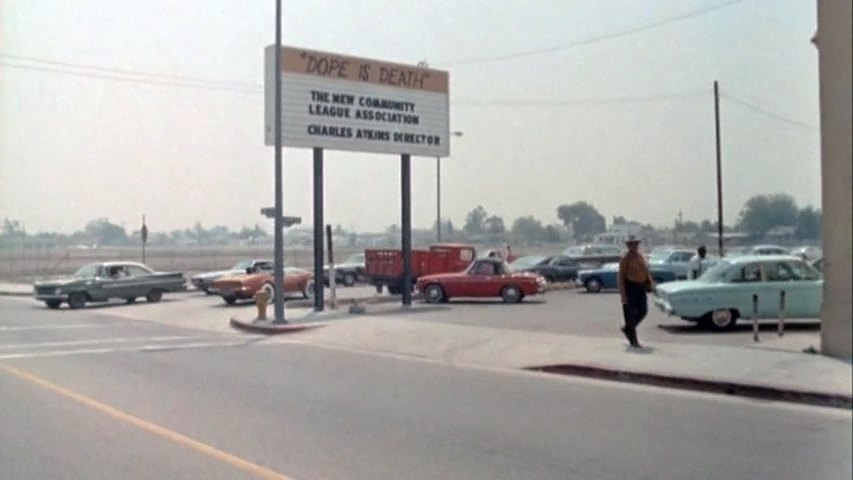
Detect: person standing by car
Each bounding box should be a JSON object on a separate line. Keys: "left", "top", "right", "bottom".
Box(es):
{"left": 690, "top": 245, "right": 708, "bottom": 279}
{"left": 618, "top": 236, "right": 654, "bottom": 348}
{"left": 504, "top": 244, "right": 517, "bottom": 263}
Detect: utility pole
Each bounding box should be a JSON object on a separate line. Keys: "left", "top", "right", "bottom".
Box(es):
{"left": 141, "top": 214, "right": 148, "bottom": 264}
{"left": 714, "top": 81, "right": 724, "bottom": 257}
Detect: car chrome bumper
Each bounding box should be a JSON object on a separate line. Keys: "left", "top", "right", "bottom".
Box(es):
{"left": 654, "top": 297, "right": 674, "bottom": 315}
{"left": 35, "top": 294, "right": 67, "bottom": 301}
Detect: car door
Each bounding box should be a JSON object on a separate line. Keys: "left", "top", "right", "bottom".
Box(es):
{"left": 97, "top": 264, "right": 134, "bottom": 300}
{"left": 551, "top": 256, "right": 578, "bottom": 281}
{"left": 673, "top": 252, "right": 694, "bottom": 278}
{"left": 124, "top": 265, "right": 155, "bottom": 297}
{"left": 87, "top": 265, "right": 113, "bottom": 300}
{"left": 458, "top": 261, "right": 496, "bottom": 297}
{"left": 763, "top": 260, "right": 822, "bottom": 318}
{"left": 726, "top": 262, "right": 776, "bottom": 318}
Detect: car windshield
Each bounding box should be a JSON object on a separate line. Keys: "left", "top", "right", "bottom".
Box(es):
{"left": 510, "top": 255, "right": 546, "bottom": 269}
{"left": 648, "top": 251, "right": 671, "bottom": 261}
{"left": 231, "top": 260, "right": 253, "bottom": 270}
{"left": 698, "top": 260, "right": 732, "bottom": 282}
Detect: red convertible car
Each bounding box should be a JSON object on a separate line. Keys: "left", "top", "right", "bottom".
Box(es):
{"left": 416, "top": 258, "right": 547, "bottom": 303}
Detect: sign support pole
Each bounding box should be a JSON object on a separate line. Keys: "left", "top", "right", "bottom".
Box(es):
{"left": 401, "top": 154, "right": 412, "bottom": 306}
{"left": 272, "top": 0, "right": 285, "bottom": 323}
{"left": 312, "top": 147, "right": 325, "bottom": 311}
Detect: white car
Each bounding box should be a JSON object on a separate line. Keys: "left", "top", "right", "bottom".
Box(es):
{"left": 790, "top": 246, "right": 823, "bottom": 262}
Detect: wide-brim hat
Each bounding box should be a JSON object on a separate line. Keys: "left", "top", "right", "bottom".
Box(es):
{"left": 625, "top": 235, "right": 641, "bottom": 244}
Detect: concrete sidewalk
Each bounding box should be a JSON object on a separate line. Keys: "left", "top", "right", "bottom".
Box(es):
{"left": 239, "top": 307, "right": 852, "bottom": 409}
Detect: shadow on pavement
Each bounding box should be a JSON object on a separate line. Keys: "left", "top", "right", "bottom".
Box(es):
{"left": 28, "top": 297, "right": 183, "bottom": 311}
{"left": 431, "top": 299, "right": 548, "bottom": 305}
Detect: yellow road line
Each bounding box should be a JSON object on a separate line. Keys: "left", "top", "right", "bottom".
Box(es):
{"left": 0, "top": 363, "right": 295, "bottom": 480}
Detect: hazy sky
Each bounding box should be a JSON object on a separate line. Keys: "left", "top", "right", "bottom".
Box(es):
{"left": 0, "top": 0, "right": 821, "bottom": 235}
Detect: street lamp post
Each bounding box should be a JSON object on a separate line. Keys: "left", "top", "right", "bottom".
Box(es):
{"left": 437, "top": 130, "right": 463, "bottom": 242}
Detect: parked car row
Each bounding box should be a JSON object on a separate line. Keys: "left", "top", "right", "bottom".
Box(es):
{"left": 30, "top": 253, "right": 824, "bottom": 332}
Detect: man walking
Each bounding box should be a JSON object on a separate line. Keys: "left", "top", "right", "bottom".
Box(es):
{"left": 618, "top": 235, "right": 654, "bottom": 348}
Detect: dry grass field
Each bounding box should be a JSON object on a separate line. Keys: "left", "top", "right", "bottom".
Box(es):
{"left": 0, "top": 245, "right": 364, "bottom": 283}
{"left": 0, "top": 243, "right": 565, "bottom": 283}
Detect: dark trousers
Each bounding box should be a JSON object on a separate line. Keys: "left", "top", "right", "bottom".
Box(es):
{"left": 622, "top": 281, "right": 648, "bottom": 345}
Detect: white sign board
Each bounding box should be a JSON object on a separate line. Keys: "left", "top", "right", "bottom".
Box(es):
{"left": 265, "top": 46, "right": 450, "bottom": 157}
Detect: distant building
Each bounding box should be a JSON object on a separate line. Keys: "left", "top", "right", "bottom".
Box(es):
{"left": 594, "top": 222, "right": 647, "bottom": 245}
{"left": 764, "top": 225, "right": 798, "bottom": 244}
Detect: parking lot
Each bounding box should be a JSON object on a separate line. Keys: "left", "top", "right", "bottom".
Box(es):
{"left": 14, "top": 283, "right": 821, "bottom": 350}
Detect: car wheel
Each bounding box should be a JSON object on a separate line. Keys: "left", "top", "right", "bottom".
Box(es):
{"left": 584, "top": 278, "right": 602, "bottom": 293}
{"left": 374, "top": 284, "right": 384, "bottom": 294}
{"left": 224, "top": 296, "right": 237, "bottom": 305}
{"left": 303, "top": 279, "right": 315, "bottom": 299}
{"left": 261, "top": 282, "right": 276, "bottom": 304}
{"left": 342, "top": 272, "right": 356, "bottom": 287}
{"left": 68, "top": 292, "right": 86, "bottom": 309}
{"left": 45, "top": 300, "right": 61, "bottom": 309}
{"left": 424, "top": 284, "right": 445, "bottom": 303}
{"left": 501, "top": 285, "right": 522, "bottom": 303}
{"left": 146, "top": 289, "right": 163, "bottom": 303}
{"left": 125, "top": 297, "right": 137, "bottom": 304}
{"left": 388, "top": 285, "right": 402, "bottom": 295}
{"left": 544, "top": 274, "right": 555, "bottom": 283}
{"left": 700, "top": 309, "right": 738, "bottom": 331}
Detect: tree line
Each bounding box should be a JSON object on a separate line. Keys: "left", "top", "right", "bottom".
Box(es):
{"left": 0, "top": 193, "right": 821, "bottom": 248}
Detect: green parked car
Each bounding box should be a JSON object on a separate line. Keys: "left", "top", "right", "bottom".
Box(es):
{"left": 654, "top": 255, "right": 822, "bottom": 331}
{"left": 33, "top": 262, "right": 186, "bottom": 309}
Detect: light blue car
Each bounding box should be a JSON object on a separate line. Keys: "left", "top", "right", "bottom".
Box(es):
{"left": 654, "top": 255, "right": 822, "bottom": 331}
{"left": 647, "top": 248, "right": 696, "bottom": 280}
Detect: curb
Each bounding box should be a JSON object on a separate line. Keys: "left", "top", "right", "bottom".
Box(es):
{"left": 229, "top": 317, "right": 327, "bottom": 335}
{"left": 544, "top": 282, "right": 575, "bottom": 292}
{"left": 0, "top": 290, "right": 31, "bottom": 297}
{"left": 527, "top": 364, "right": 853, "bottom": 410}
{"left": 286, "top": 293, "right": 420, "bottom": 309}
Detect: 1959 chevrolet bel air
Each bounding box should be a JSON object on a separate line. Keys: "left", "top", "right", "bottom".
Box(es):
{"left": 33, "top": 261, "right": 186, "bottom": 309}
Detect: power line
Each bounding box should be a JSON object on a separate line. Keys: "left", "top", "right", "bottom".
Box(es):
{"left": 440, "top": 0, "right": 749, "bottom": 66}
{"left": 454, "top": 89, "right": 708, "bottom": 107}
{"left": 2, "top": 61, "right": 709, "bottom": 107}
{"left": 4, "top": 57, "right": 812, "bottom": 125}
{"left": 0, "top": 61, "right": 263, "bottom": 95}
{"left": 0, "top": 52, "right": 259, "bottom": 90}
{"left": 721, "top": 92, "right": 819, "bottom": 130}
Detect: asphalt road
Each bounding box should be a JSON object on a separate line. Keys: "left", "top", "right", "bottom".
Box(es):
{"left": 1, "top": 297, "right": 850, "bottom": 480}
